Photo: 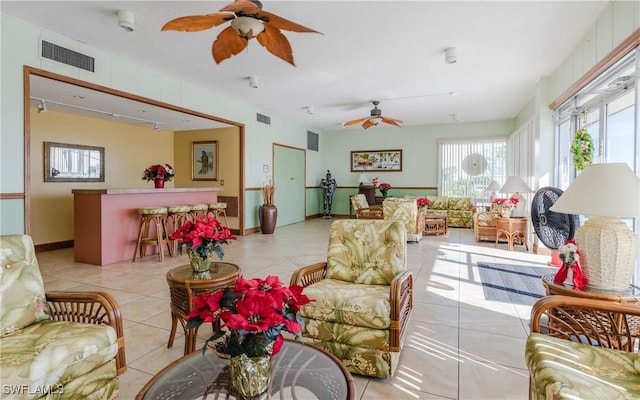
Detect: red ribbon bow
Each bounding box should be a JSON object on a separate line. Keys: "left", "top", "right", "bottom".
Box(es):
{"left": 553, "top": 241, "right": 588, "bottom": 290}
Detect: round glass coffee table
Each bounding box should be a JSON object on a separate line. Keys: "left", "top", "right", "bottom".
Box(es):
{"left": 136, "top": 341, "right": 356, "bottom": 400}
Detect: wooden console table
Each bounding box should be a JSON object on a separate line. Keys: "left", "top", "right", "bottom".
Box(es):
{"left": 495, "top": 217, "right": 528, "bottom": 251}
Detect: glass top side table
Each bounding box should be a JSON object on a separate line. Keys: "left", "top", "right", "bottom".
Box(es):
{"left": 136, "top": 341, "right": 356, "bottom": 400}
{"left": 166, "top": 262, "right": 241, "bottom": 355}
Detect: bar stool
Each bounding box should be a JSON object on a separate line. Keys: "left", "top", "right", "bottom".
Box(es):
{"left": 189, "top": 203, "right": 208, "bottom": 221}
{"left": 132, "top": 206, "right": 172, "bottom": 262}
{"left": 166, "top": 205, "right": 192, "bottom": 256}
{"left": 207, "top": 202, "right": 229, "bottom": 226}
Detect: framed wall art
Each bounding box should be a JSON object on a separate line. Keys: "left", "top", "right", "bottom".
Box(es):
{"left": 350, "top": 149, "right": 402, "bottom": 172}
{"left": 192, "top": 140, "right": 218, "bottom": 181}
{"left": 44, "top": 141, "right": 105, "bottom": 182}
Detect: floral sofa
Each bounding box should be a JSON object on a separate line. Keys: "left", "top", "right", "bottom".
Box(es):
{"left": 382, "top": 197, "right": 425, "bottom": 242}
{"left": 526, "top": 295, "right": 640, "bottom": 399}
{"left": 425, "top": 196, "right": 475, "bottom": 228}
{"left": 0, "top": 235, "right": 126, "bottom": 400}
{"left": 290, "top": 220, "right": 412, "bottom": 379}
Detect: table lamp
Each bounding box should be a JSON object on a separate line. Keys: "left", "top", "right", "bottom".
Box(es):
{"left": 550, "top": 163, "right": 640, "bottom": 291}
{"left": 358, "top": 173, "right": 370, "bottom": 185}
{"left": 500, "top": 176, "right": 532, "bottom": 217}
{"left": 486, "top": 180, "right": 501, "bottom": 201}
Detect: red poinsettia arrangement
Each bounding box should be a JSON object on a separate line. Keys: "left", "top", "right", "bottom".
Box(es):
{"left": 171, "top": 216, "right": 236, "bottom": 259}
{"left": 142, "top": 163, "right": 174, "bottom": 182}
{"left": 379, "top": 182, "right": 391, "bottom": 196}
{"left": 491, "top": 196, "right": 520, "bottom": 209}
{"left": 416, "top": 197, "right": 432, "bottom": 208}
{"left": 186, "top": 275, "right": 312, "bottom": 358}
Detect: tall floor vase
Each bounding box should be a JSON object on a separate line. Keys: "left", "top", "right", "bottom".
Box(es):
{"left": 259, "top": 204, "right": 277, "bottom": 234}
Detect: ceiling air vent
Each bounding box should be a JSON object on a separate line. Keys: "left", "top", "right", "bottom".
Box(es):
{"left": 41, "top": 40, "right": 95, "bottom": 72}
{"left": 256, "top": 113, "right": 271, "bottom": 125}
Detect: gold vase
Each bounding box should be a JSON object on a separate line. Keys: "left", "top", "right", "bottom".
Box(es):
{"left": 186, "top": 249, "right": 212, "bottom": 280}
{"left": 230, "top": 353, "right": 272, "bottom": 398}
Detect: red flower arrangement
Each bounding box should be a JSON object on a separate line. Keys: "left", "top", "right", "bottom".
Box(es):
{"left": 186, "top": 275, "right": 312, "bottom": 357}
{"left": 371, "top": 177, "right": 379, "bottom": 187}
{"left": 491, "top": 196, "right": 520, "bottom": 209}
{"left": 379, "top": 182, "right": 391, "bottom": 196}
{"left": 416, "top": 197, "right": 432, "bottom": 208}
{"left": 170, "top": 216, "right": 236, "bottom": 259}
{"left": 142, "top": 163, "right": 174, "bottom": 182}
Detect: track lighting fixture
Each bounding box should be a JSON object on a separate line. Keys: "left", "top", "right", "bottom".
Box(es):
{"left": 306, "top": 106, "right": 315, "bottom": 115}
{"left": 153, "top": 122, "right": 160, "bottom": 132}
{"left": 444, "top": 47, "right": 457, "bottom": 64}
{"left": 249, "top": 76, "right": 259, "bottom": 88}
{"left": 37, "top": 100, "right": 47, "bottom": 113}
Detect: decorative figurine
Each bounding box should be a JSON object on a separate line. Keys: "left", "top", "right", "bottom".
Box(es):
{"left": 320, "top": 170, "right": 337, "bottom": 219}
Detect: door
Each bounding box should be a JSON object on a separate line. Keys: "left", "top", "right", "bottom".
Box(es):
{"left": 273, "top": 144, "right": 305, "bottom": 226}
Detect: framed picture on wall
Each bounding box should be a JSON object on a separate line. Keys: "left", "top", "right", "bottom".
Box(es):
{"left": 350, "top": 149, "right": 402, "bottom": 172}
{"left": 192, "top": 141, "right": 218, "bottom": 181}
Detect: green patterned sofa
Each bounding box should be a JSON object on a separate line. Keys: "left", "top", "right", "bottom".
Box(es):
{"left": 424, "top": 196, "right": 475, "bottom": 228}
{"left": 290, "top": 220, "right": 412, "bottom": 379}
{"left": 383, "top": 197, "right": 425, "bottom": 242}
{"left": 0, "top": 235, "right": 126, "bottom": 400}
{"left": 526, "top": 295, "right": 640, "bottom": 399}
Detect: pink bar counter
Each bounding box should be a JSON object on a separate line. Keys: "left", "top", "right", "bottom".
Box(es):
{"left": 72, "top": 188, "right": 222, "bottom": 266}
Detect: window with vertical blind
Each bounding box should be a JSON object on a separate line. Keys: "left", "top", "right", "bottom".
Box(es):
{"left": 438, "top": 138, "right": 507, "bottom": 204}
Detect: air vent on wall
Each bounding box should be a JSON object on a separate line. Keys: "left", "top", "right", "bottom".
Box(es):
{"left": 41, "top": 41, "right": 95, "bottom": 72}
{"left": 307, "top": 131, "right": 319, "bottom": 151}
{"left": 256, "top": 113, "right": 271, "bottom": 125}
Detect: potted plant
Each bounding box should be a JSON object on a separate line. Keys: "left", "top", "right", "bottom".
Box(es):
{"left": 142, "top": 163, "right": 174, "bottom": 188}
{"left": 259, "top": 181, "right": 277, "bottom": 234}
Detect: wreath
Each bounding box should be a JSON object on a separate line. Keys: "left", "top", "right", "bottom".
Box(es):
{"left": 571, "top": 129, "right": 594, "bottom": 171}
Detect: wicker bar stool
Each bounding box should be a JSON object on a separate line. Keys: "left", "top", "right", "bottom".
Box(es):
{"left": 166, "top": 205, "right": 192, "bottom": 256}
{"left": 189, "top": 203, "right": 208, "bottom": 221}
{"left": 207, "top": 202, "right": 229, "bottom": 226}
{"left": 132, "top": 206, "right": 172, "bottom": 262}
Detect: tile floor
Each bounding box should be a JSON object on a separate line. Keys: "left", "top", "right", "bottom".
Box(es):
{"left": 36, "top": 219, "right": 549, "bottom": 399}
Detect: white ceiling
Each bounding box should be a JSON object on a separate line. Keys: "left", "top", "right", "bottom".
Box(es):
{"left": 3, "top": 1, "right": 610, "bottom": 132}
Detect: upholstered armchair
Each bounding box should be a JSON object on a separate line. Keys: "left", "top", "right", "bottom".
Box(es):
{"left": 290, "top": 220, "right": 412, "bottom": 379}
{"left": 350, "top": 193, "right": 383, "bottom": 219}
{"left": 1, "top": 235, "right": 126, "bottom": 400}
{"left": 473, "top": 210, "right": 501, "bottom": 242}
{"left": 526, "top": 295, "right": 640, "bottom": 399}
{"left": 382, "top": 197, "right": 425, "bottom": 242}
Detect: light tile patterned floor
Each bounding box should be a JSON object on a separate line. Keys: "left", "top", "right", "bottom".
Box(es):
{"left": 36, "top": 219, "right": 548, "bottom": 399}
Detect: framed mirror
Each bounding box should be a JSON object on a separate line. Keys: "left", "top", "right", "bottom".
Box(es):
{"left": 44, "top": 141, "right": 105, "bottom": 182}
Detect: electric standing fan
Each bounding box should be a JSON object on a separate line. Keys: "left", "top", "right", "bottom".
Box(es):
{"left": 530, "top": 187, "right": 579, "bottom": 251}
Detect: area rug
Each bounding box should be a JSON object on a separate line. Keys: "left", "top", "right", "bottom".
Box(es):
{"left": 476, "top": 263, "right": 557, "bottom": 306}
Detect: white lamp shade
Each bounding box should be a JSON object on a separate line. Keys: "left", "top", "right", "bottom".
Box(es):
{"left": 358, "top": 173, "right": 370, "bottom": 184}
{"left": 500, "top": 176, "right": 532, "bottom": 194}
{"left": 550, "top": 163, "right": 640, "bottom": 217}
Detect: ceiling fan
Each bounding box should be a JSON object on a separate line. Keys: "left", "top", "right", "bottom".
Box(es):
{"left": 161, "top": 0, "right": 320, "bottom": 66}
{"left": 343, "top": 101, "right": 403, "bottom": 130}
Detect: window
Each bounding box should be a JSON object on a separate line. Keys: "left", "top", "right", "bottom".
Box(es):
{"left": 438, "top": 138, "right": 507, "bottom": 204}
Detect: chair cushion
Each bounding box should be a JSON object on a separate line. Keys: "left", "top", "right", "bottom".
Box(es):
{"left": 427, "top": 196, "right": 449, "bottom": 210}
{"left": 326, "top": 220, "right": 406, "bottom": 284}
{"left": 525, "top": 332, "right": 640, "bottom": 399}
{"left": 299, "top": 279, "right": 391, "bottom": 329}
{"left": 0, "top": 320, "right": 118, "bottom": 398}
{"left": 476, "top": 212, "right": 498, "bottom": 227}
{"left": 350, "top": 194, "right": 369, "bottom": 210}
{"left": 448, "top": 197, "right": 473, "bottom": 211}
{"left": 0, "top": 235, "right": 50, "bottom": 336}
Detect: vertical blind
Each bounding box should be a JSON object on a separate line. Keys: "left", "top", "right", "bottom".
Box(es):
{"left": 438, "top": 138, "right": 507, "bottom": 203}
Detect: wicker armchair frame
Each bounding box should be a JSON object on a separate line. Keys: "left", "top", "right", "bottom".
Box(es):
{"left": 350, "top": 195, "right": 384, "bottom": 220}
{"left": 530, "top": 295, "right": 640, "bottom": 351}
{"left": 290, "top": 262, "right": 413, "bottom": 352}
{"left": 46, "top": 291, "right": 127, "bottom": 375}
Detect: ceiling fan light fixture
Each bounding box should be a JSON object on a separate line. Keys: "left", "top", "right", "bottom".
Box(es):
{"left": 117, "top": 10, "right": 135, "bottom": 32}
{"left": 231, "top": 16, "right": 265, "bottom": 38}
{"left": 369, "top": 117, "right": 382, "bottom": 126}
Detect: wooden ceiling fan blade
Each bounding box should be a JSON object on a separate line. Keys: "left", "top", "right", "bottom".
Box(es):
{"left": 220, "top": 0, "right": 262, "bottom": 14}
{"left": 212, "top": 26, "right": 249, "bottom": 64}
{"left": 382, "top": 116, "right": 403, "bottom": 127}
{"left": 161, "top": 14, "right": 231, "bottom": 32}
{"left": 256, "top": 24, "right": 295, "bottom": 66}
{"left": 259, "top": 10, "right": 322, "bottom": 33}
{"left": 362, "top": 119, "right": 376, "bottom": 129}
{"left": 343, "top": 117, "right": 368, "bottom": 127}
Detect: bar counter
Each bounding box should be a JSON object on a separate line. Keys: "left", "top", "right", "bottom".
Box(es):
{"left": 73, "top": 188, "right": 222, "bottom": 266}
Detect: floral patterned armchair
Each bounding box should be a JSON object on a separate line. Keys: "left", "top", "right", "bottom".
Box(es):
{"left": 350, "top": 194, "right": 383, "bottom": 219}
{"left": 0, "top": 235, "right": 126, "bottom": 400}
{"left": 526, "top": 295, "right": 640, "bottom": 399}
{"left": 382, "top": 197, "right": 425, "bottom": 242}
{"left": 290, "top": 220, "right": 412, "bottom": 378}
